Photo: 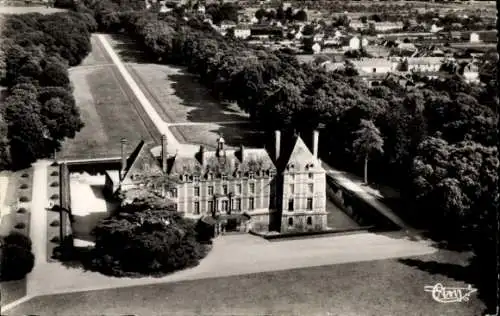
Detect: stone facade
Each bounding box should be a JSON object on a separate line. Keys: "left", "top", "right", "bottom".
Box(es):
{"left": 109, "top": 131, "right": 329, "bottom": 234}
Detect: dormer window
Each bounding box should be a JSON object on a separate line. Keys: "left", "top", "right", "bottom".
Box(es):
{"left": 221, "top": 174, "right": 228, "bottom": 181}
{"left": 248, "top": 172, "right": 254, "bottom": 179}
{"left": 193, "top": 175, "right": 200, "bottom": 182}
{"left": 235, "top": 171, "right": 241, "bottom": 178}
{"left": 179, "top": 175, "right": 184, "bottom": 182}
{"left": 185, "top": 174, "right": 190, "bottom": 182}
{"left": 269, "top": 170, "right": 275, "bottom": 177}
{"left": 208, "top": 172, "right": 213, "bottom": 180}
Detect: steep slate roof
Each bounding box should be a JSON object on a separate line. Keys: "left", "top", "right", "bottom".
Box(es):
{"left": 276, "top": 134, "right": 324, "bottom": 173}
{"left": 121, "top": 141, "right": 162, "bottom": 185}
{"left": 167, "top": 146, "right": 276, "bottom": 177}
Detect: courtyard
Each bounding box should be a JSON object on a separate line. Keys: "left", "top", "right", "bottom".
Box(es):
{"left": 69, "top": 172, "right": 118, "bottom": 244}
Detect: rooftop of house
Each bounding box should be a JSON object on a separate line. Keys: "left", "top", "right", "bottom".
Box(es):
{"left": 351, "top": 58, "right": 395, "bottom": 68}
{"left": 116, "top": 132, "right": 324, "bottom": 184}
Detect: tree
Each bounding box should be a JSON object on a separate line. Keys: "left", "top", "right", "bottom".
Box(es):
{"left": 294, "top": 9, "right": 307, "bottom": 22}
{"left": 89, "top": 201, "right": 210, "bottom": 276}
{"left": 1, "top": 233, "right": 35, "bottom": 281}
{"left": 352, "top": 119, "right": 384, "bottom": 184}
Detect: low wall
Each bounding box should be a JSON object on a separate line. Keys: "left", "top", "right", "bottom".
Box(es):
{"left": 326, "top": 175, "right": 399, "bottom": 231}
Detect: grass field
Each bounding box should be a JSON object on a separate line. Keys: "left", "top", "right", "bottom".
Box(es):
{"left": 169, "top": 122, "right": 265, "bottom": 149}
{"left": 0, "top": 5, "right": 66, "bottom": 15}
{"left": 79, "top": 35, "right": 113, "bottom": 67}
{"left": 59, "top": 65, "right": 160, "bottom": 160}
{"left": 126, "top": 63, "right": 250, "bottom": 124}
{"left": 6, "top": 250, "right": 483, "bottom": 316}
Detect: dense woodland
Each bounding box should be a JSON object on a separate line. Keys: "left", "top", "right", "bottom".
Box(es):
{"left": 0, "top": 11, "right": 96, "bottom": 169}
{"left": 0, "top": 1, "right": 497, "bottom": 310}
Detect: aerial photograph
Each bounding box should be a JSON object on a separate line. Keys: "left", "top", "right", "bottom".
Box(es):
{"left": 0, "top": 0, "right": 497, "bottom": 315}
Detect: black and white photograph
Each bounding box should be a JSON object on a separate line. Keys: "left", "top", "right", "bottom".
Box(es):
{"left": 0, "top": 0, "right": 498, "bottom": 315}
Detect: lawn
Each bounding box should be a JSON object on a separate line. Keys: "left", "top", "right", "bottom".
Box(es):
{"left": 169, "top": 123, "right": 265, "bottom": 150}
{"left": 59, "top": 65, "right": 160, "bottom": 160}
{"left": 126, "top": 62, "right": 250, "bottom": 124}
{"left": 0, "top": 6, "right": 67, "bottom": 15}
{"left": 6, "top": 250, "right": 484, "bottom": 316}
{"left": 79, "top": 35, "right": 113, "bottom": 67}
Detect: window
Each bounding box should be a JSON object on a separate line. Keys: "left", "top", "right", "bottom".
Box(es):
{"left": 222, "top": 184, "right": 228, "bottom": 195}
{"left": 290, "top": 173, "right": 295, "bottom": 180}
{"left": 221, "top": 174, "right": 228, "bottom": 181}
{"left": 249, "top": 183, "right": 255, "bottom": 194}
{"left": 307, "top": 217, "right": 312, "bottom": 225}
{"left": 194, "top": 186, "right": 200, "bottom": 197}
{"left": 208, "top": 173, "right": 213, "bottom": 180}
{"left": 222, "top": 200, "right": 228, "bottom": 212}
{"left": 288, "top": 198, "right": 294, "bottom": 211}
{"left": 208, "top": 186, "right": 214, "bottom": 195}
{"left": 236, "top": 184, "right": 242, "bottom": 194}
{"left": 193, "top": 175, "right": 200, "bottom": 182}
{"left": 208, "top": 200, "right": 214, "bottom": 212}
{"left": 307, "top": 198, "right": 313, "bottom": 210}
{"left": 235, "top": 198, "right": 241, "bottom": 211}
{"left": 288, "top": 217, "right": 293, "bottom": 226}
{"left": 308, "top": 172, "right": 314, "bottom": 179}
{"left": 194, "top": 202, "right": 200, "bottom": 214}
{"left": 248, "top": 172, "right": 254, "bottom": 179}
{"left": 172, "top": 203, "right": 178, "bottom": 211}
{"left": 269, "top": 170, "right": 275, "bottom": 177}
{"left": 249, "top": 197, "right": 255, "bottom": 210}
{"left": 308, "top": 183, "right": 314, "bottom": 193}
{"left": 171, "top": 188, "right": 178, "bottom": 198}
{"left": 289, "top": 184, "right": 294, "bottom": 194}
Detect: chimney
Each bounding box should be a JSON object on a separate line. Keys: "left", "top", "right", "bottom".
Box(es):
{"left": 200, "top": 145, "right": 205, "bottom": 165}
{"left": 120, "top": 138, "right": 127, "bottom": 178}
{"left": 161, "top": 134, "right": 168, "bottom": 173}
{"left": 313, "top": 130, "right": 319, "bottom": 160}
{"left": 274, "top": 130, "right": 281, "bottom": 161}
{"left": 239, "top": 144, "right": 244, "bottom": 163}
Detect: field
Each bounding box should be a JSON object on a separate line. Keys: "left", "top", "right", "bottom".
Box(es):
{"left": 6, "top": 249, "right": 484, "bottom": 316}
{"left": 0, "top": 5, "right": 66, "bottom": 15}
{"left": 59, "top": 36, "right": 160, "bottom": 160}
{"left": 169, "top": 122, "right": 265, "bottom": 150}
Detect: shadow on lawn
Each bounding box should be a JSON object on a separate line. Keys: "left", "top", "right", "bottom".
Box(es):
{"left": 107, "top": 34, "right": 151, "bottom": 64}
{"left": 398, "top": 256, "right": 495, "bottom": 315}
{"left": 169, "top": 73, "right": 249, "bottom": 123}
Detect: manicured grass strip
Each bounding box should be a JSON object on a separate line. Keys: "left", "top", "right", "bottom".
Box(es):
{"left": 59, "top": 65, "right": 159, "bottom": 160}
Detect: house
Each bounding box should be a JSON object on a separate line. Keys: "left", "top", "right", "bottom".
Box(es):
{"left": 372, "top": 22, "right": 404, "bottom": 32}
{"left": 405, "top": 57, "right": 446, "bottom": 72}
{"left": 463, "top": 63, "right": 479, "bottom": 83}
{"left": 312, "top": 43, "right": 321, "bottom": 54}
{"left": 430, "top": 24, "right": 444, "bottom": 33}
{"left": 470, "top": 32, "right": 480, "bottom": 43}
{"left": 348, "top": 36, "right": 368, "bottom": 50}
{"left": 349, "top": 21, "right": 365, "bottom": 31}
{"left": 106, "top": 131, "right": 328, "bottom": 234}
{"left": 234, "top": 26, "right": 251, "bottom": 39}
{"left": 350, "top": 58, "right": 396, "bottom": 74}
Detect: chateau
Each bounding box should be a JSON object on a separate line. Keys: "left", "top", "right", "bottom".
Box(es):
{"left": 105, "top": 131, "right": 328, "bottom": 234}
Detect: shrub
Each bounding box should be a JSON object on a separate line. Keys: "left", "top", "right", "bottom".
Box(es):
{"left": 21, "top": 173, "right": 29, "bottom": 178}
{"left": 50, "top": 194, "right": 60, "bottom": 200}
{"left": 3, "top": 232, "right": 32, "bottom": 250}
{"left": 0, "top": 244, "right": 35, "bottom": 281}
{"left": 14, "top": 222, "right": 26, "bottom": 229}
{"left": 51, "top": 236, "right": 61, "bottom": 243}
{"left": 17, "top": 208, "right": 28, "bottom": 214}
{"left": 50, "top": 171, "right": 59, "bottom": 176}
{"left": 50, "top": 182, "right": 59, "bottom": 187}
{"left": 19, "top": 196, "right": 30, "bottom": 202}
{"left": 19, "top": 183, "right": 28, "bottom": 189}
{"left": 50, "top": 220, "right": 60, "bottom": 227}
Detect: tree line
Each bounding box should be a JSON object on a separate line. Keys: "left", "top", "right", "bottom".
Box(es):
{"left": 0, "top": 11, "right": 96, "bottom": 169}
